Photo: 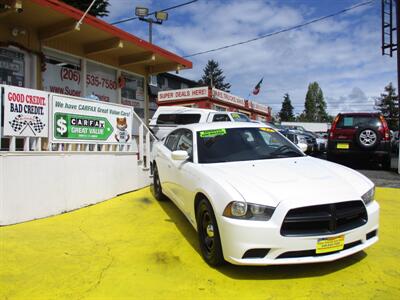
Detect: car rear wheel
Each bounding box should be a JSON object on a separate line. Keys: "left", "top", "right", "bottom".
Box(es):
{"left": 153, "top": 164, "right": 167, "bottom": 201}
{"left": 196, "top": 198, "right": 224, "bottom": 266}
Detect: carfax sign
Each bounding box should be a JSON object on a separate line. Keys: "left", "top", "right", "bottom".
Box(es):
{"left": 2, "top": 85, "right": 49, "bottom": 138}
{"left": 51, "top": 94, "right": 133, "bottom": 144}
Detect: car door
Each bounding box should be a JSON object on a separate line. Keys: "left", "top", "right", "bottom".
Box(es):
{"left": 168, "top": 129, "right": 196, "bottom": 213}
{"left": 156, "top": 129, "right": 181, "bottom": 200}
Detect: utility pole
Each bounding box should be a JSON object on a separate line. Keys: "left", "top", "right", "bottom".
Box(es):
{"left": 396, "top": 0, "right": 400, "bottom": 174}
{"left": 382, "top": 0, "right": 400, "bottom": 173}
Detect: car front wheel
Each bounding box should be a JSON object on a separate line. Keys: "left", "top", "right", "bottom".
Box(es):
{"left": 196, "top": 198, "right": 225, "bottom": 266}
{"left": 153, "top": 164, "right": 166, "bottom": 201}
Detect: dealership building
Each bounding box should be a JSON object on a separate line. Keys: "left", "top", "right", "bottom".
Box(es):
{"left": 157, "top": 86, "right": 272, "bottom": 122}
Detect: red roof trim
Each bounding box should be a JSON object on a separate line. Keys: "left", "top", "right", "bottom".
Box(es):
{"left": 29, "top": 0, "right": 192, "bottom": 69}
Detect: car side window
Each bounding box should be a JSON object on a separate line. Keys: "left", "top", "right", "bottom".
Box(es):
{"left": 175, "top": 130, "right": 193, "bottom": 159}
{"left": 213, "top": 114, "right": 231, "bottom": 122}
{"left": 164, "top": 130, "right": 181, "bottom": 151}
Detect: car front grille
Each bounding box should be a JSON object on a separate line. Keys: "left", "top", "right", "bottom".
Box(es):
{"left": 280, "top": 201, "right": 367, "bottom": 236}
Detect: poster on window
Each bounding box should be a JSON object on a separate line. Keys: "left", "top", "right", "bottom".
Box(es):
{"left": 0, "top": 48, "right": 24, "bottom": 87}
{"left": 2, "top": 85, "right": 49, "bottom": 138}
{"left": 86, "top": 62, "right": 118, "bottom": 103}
{"left": 42, "top": 63, "right": 82, "bottom": 97}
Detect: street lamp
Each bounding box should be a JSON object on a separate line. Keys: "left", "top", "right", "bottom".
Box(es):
{"left": 135, "top": 6, "right": 168, "bottom": 44}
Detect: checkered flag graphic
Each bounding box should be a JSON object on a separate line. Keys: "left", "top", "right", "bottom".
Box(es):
{"left": 9, "top": 114, "right": 28, "bottom": 133}
{"left": 29, "top": 116, "right": 46, "bottom": 134}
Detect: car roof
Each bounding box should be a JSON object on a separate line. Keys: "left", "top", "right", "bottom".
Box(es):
{"left": 177, "top": 121, "right": 272, "bottom": 131}
{"left": 338, "top": 112, "right": 380, "bottom": 116}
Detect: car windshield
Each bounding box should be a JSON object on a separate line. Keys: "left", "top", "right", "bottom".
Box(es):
{"left": 197, "top": 127, "right": 304, "bottom": 163}
{"left": 230, "top": 113, "right": 251, "bottom": 122}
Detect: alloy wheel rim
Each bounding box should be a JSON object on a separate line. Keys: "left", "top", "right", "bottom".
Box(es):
{"left": 202, "top": 211, "right": 214, "bottom": 253}
{"left": 359, "top": 130, "right": 377, "bottom": 146}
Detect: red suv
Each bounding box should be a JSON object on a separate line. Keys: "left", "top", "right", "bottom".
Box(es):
{"left": 327, "top": 113, "right": 391, "bottom": 169}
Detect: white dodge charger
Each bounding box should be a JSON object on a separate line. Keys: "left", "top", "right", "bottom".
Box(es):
{"left": 152, "top": 122, "right": 379, "bottom": 266}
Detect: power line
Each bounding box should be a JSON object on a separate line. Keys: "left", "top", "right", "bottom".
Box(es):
{"left": 111, "top": 0, "right": 199, "bottom": 25}
{"left": 183, "top": 0, "right": 376, "bottom": 58}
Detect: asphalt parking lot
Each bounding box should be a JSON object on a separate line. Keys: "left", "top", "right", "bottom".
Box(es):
{"left": 1, "top": 187, "right": 399, "bottom": 300}
{"left": 316, "top": 153, "right": 400, "bottom": 188}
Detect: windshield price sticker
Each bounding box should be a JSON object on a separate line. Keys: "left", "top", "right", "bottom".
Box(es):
{"left": 199, "top": 128, "right": 227, "bottom": 138}
{"left": 260, "top": 127, "right": 275, "bottom": 133}
{"left": 231, "top": 113, "right": 240, "bottom": 119}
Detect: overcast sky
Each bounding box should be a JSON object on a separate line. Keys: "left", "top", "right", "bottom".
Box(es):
{"left": 103, "top": 0, "right": 397, "bottom": 116}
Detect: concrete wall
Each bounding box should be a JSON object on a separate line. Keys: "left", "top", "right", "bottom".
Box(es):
{"left": 0, "top": 152, "right": 150, "bottom": 225}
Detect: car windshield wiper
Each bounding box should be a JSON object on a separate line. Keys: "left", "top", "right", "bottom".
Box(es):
{"left": 269, "top": 145, "right": 303, "bottom": 157}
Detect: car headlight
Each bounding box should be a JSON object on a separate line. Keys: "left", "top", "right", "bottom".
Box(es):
{"left": 361, "top": 187, "right": 375, "bottom": 205}
{"left": 223, "top": 201, "right": 275, "bottom": 221}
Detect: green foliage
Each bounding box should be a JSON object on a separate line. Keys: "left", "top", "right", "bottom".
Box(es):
{"left": 375, "top": 82, "right": 399, "bottom": 130}
{"left": 303, "top": 82, "right": 329, "bottom": 122}
{"left": 198, "top": 60, "right": 231, "bottom": 92}
{"left": 279, "top": 93, "right": 294, "bottom": 121}
{"left": 61, "top": 0, "right": 110, "bottom": 17}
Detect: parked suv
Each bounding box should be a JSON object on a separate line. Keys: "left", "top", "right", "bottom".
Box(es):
{"left": 327, "top": 112, "right": 391, "bottom": 169}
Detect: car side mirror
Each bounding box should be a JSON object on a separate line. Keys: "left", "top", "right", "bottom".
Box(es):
{"left": 171, "top": 150, "right": 189, "bottom": 161}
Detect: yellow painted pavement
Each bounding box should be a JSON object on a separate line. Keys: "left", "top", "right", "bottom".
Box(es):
{"left": 1, "top": 187, "right": 399, "bottom": 300}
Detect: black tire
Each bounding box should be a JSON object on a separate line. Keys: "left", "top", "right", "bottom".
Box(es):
{"left": 153, "top": 164, "right": 167, "bottom": 201}
{"left": 382, "top": 154, "right": 391, "bottom": 170}
{"left": 327, "top": 152, "right": 337, "bottom": 162}
{"left": 355, "top": 127, "right": 380, "bottom": 150}
{"left": 196, "top": 198, "right": 225, "bottom": 266}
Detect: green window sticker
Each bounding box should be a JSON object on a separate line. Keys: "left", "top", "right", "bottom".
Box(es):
{"left": 231, "top": 113, "right": 240, "bottom": 119}
{"left": 199, "top": 128, "right": 227, "bottom": 138}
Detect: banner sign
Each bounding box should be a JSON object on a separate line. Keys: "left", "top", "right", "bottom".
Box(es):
{"left": 212, "top": 88, "right": 245, "bottom": 107}
{"left": 86, "top": 61, "right": 118, "bottom": 103}
{"left": 43, "top": 64, "right": 83, "bottom": 97}
{"left": 2, "top": 85, "right": 49, "bottom": 137}
{"left": 158, "top": 87, "right": 209, "bottom": 102}
{"left": 252, "top": 102, "right": 269, "bottom": 113}
{"left": 51, "top": 94, "right": 133, "bottom": 144}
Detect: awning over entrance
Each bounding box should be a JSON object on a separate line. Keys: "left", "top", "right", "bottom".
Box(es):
{"left": 0, "top": 0, "right": 192, "bottom": 75}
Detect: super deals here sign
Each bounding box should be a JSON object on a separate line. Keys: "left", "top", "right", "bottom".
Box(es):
{"left": 3, "top": 85, "right": 49, "bottom": 138}
{"left": 51, "top": 95, "right": 133, "bottom": 145}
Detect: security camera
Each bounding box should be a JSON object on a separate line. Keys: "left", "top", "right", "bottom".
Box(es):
{"left": 15, "top": 1, "right": 23, "bottom": 13}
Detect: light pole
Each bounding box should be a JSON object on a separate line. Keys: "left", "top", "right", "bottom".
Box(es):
{"left": 135, "top": 7, "right": 168, "bottom": 44}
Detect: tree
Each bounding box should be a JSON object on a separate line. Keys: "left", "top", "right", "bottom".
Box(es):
{"left": 374, "top": 82, "right": 399, "bottom": 130}
{"left": 198, "top": 60, "right": 231, "bottom": 92}
{"left": 279, "top": 93, "right": 294, "bottom": 121}
{"left": 303, "top": 82, "right": 329, "bottom": 122}
{"left": 61, "top": 0, "right": 110, "bottom": 17}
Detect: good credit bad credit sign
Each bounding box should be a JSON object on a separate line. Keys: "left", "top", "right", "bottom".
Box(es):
{"left": 51, "top": 94, "right": 133, "bottom": 144}
{"left": 3, "top": 85, "right": 49, "bottom": 137}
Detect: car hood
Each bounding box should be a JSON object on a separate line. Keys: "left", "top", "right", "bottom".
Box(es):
{"left": 201, "top": 156, "right": 372, "bottom": 207}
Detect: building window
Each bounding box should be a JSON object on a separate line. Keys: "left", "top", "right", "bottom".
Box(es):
{"left": 121, "top": 72, "right": 145, "bottom": 118}
{"left": 149, "top": 75, "right": 157, "bottom": 86}
{"left": 0, "top": 47, "right": 31, "bottom": 88}
{"left": 42, "top": 49, "right": 82, "bottom": 97}
{"left": 86, "top": 61, "right": 118, "bottom": 103}
{"left": 181, "top": 82, "right": 189, "bottom": 89}
{"left": 213, "top": 104, "right": 227, "bottom": 111}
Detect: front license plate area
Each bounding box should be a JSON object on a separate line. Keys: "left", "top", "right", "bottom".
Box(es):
{"left": 336, "top": 143, "right": 349, "bottom": 149}
{"left": 316, "top": 235, "right": 345, "bottom": 254}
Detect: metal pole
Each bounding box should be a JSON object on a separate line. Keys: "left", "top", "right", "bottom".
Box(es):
{"left": 149, "top": 20, "right": 153, "bottom": 44}
{"left": 396, "top": 0, "right": 400, "bottom": 173}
